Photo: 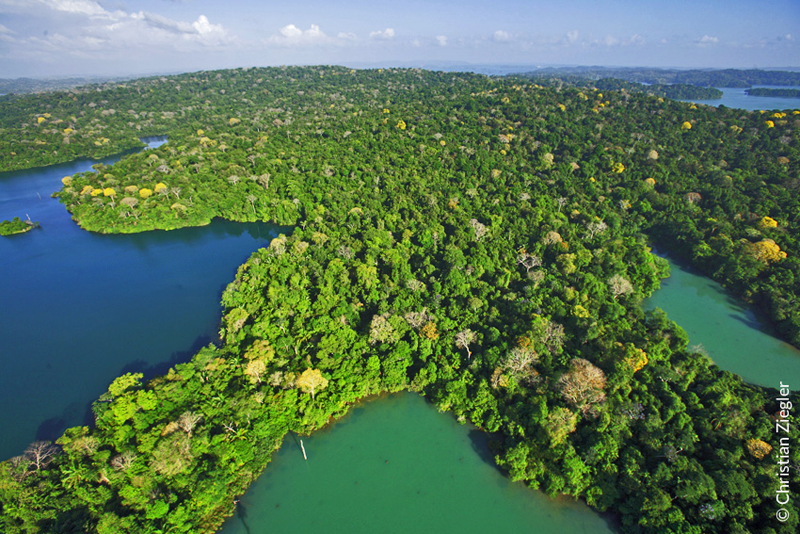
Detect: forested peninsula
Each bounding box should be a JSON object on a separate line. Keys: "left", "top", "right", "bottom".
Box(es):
{"left": 1, "top": 66, "right": 799, "bottom": 534}
{"left": 746, "top": 88, "right": 800, "bottom": 99}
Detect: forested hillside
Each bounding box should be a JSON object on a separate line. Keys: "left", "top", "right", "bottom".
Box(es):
{"left": 1, "top": 66, "right": 798, "bottom": 534}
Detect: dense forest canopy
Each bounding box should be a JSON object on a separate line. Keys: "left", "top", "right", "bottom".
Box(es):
{"left": 1, "top": 66, "right": 799, "bottom": 534}
{"left": 513, "top": 75, "right": 723, "bottom": 100}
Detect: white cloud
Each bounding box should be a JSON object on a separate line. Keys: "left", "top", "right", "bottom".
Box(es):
{"left": 266, "top": 24, "right": 352, "bottom": 47}
{"left": 435, "top": 35, "right": 447, "bottom": 46}
{"left": 0, "top": 23, "right": 15, "bottom": 34}
{"left": 566, "top": 30, "right": 579, "bottom": 43}
{"left": 41, "top": 0, "right": 107, "bottom": 17}
{"left": 698, "top": 35, "right": 719, "bottom": 44}
{"left": 603, "top": 35, "right": 618, "bottom": 47}
{"left": 369, "top": 28, "right": 395, "bottom": 40}
{"left": 493, "top": 30, "right": 510, "bottom": 42}
{"left": 629, "top": 34, "right": 645, "bottom": 45}
{"left": 2, "top": 2, "right": 235, "bottom": 63}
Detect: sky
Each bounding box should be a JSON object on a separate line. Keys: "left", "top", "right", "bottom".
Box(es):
{"left": 0, "top": 0, "right": 798, "bottom": 78}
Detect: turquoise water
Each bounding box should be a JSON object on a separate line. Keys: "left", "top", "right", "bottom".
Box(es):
{"left": 644, "top": 256, "right": 800, "bottom": 387}
{"left": 0, "top": 149, "right": 275, "bottom": 459}
{"left": 219, "top": 393, "right": 617, "bottom": 534}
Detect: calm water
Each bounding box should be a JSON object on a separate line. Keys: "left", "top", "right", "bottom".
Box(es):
{"left": 683, "top": 85, "right": 800, "bottom": 112}
{"left": 219, "top": 393, "right": 617, "bottom": 534}
{"left": 0, "top": 146, "right": 275, "bottom": 459}
{"left": 644, "top": 256, "right": 800, "bottom": 387}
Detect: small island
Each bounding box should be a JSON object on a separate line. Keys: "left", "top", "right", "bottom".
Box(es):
{"left": 0, "top": 216, "right": 39, "bottom": 236}
{"left": 745, "top": 87, "right": 800, "bottom": 98}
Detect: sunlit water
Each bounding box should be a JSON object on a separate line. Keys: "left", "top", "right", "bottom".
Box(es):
{"left": 644, "top": 256, "right": 800, "bottom": 387}
{"left": 682, "top": 85, "right": 800, "bottom": 112}
{"left": 218, "top": 393, "right": 617, "bottom": 534}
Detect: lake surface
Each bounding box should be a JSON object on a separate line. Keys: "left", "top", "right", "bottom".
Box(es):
{"left": 644, "top": 256, "right": 800, "bottom": 387}
{"left": 218, "top": 393, "right": 617, "bottom": 534}
{"left": 0, "top": 144, "right": 276, "bottom": 459}
{"left": 682, "top": 85, "right": 800, "bottom": 112}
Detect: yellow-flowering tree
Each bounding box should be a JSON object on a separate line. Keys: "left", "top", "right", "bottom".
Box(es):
{"left": 752, "top": 239, "right": 787, "bottom": 264}
{"left": 757, "top": 216, "right": 778, "bottom": 230}
{"left": 396, "top": 119, "right": 406, "bottom": 130}
{"left": 681, "top": 121, "right": 692, "bottom": 130}
{"left": 420, "top": 321, "right": 439, "bottom": 340}
{"left": 745, "top": 438, "right": 772, "bottom": 459}
{"left": 139, "top": 188, "right": 153, "bottom": 199}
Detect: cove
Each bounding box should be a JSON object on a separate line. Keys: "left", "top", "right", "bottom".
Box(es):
{"left": 219, "top": 393, "right": 616, "bottom": 534}
{"left": 643, "top": 256, "right": 800, "bottom": 387}
{"left": 0, "top": 148, "right": 277, "bottom": 460}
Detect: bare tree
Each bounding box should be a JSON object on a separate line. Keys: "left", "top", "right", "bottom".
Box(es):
{"left": 111, "top": 451, "right": 137, "bottom": 471}
{"left": 469, "top": 219, "right": 489, "bottom": 242}
{"left": 257, "top": 173, "right": 271, "bottom": 190}
{"left": 556, "top": 197, "right": 567, "bottom": 212}
{"left": 516, "top": 251, "right": 542, "bottom": 274}
{"left": 246, "top": 194, "right": 257, "bottom": 214}
{"left": 557, "top": 358, "right": 607, "bottom": 413}
{"left": 337, "top": 245, "right": 353, "bottom": 260}
{"left": 244, "top": 359, "right": 267, "bottom": 384}
{"left": 24, "top": 441, "right": 60, "bottom": 471}
{"left": 177, "top": 411, "right": 202, "bottom": 438}
{"left": 608, "top": 274, "right": 634, "bottom": 299}
{"left": 585, "top": 221, "right": 608, "bottom": 240}
{"left": 502, "top": 345, "right": 539, "bottom": 384}
{"left": 369, "top": 314, "right": 398, "bottom": 345}
{"left": 455, "top": 329, "right": 476, "bottom": 359}
{"left": 404, "top": 308, "right": 434, "bottom": 330}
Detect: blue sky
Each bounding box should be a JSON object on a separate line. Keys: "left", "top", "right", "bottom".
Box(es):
{"left": 0, "top": 0, "right": 798, "bottom": 78}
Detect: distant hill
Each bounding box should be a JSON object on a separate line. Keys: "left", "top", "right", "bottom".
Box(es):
{"left": 517, "top": 66, "right": 800, "bottom": 88}
{"left": 0, "top": 76, "right": 133, "bottom": 95}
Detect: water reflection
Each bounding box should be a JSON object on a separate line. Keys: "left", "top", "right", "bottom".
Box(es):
{"left": 0, "top": 155, "right": 276, "bottom": 459}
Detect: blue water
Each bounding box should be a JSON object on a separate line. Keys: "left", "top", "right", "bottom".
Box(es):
{"left": 0, "top": 146, "right": 275, "bottom": 459}
{"left": 682, "top": 85, "right": 800, "bottom": 112}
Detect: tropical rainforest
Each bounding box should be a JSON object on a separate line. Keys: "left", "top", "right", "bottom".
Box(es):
{"left": 1, "top": 66, "right": 799, "bottom": 534}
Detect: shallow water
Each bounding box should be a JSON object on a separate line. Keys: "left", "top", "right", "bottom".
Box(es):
{"left": 218, "top": 393, "right": 617, "bottom": 534}
{"left": 644, "top": 256, "right": 800, "bottom": 387}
